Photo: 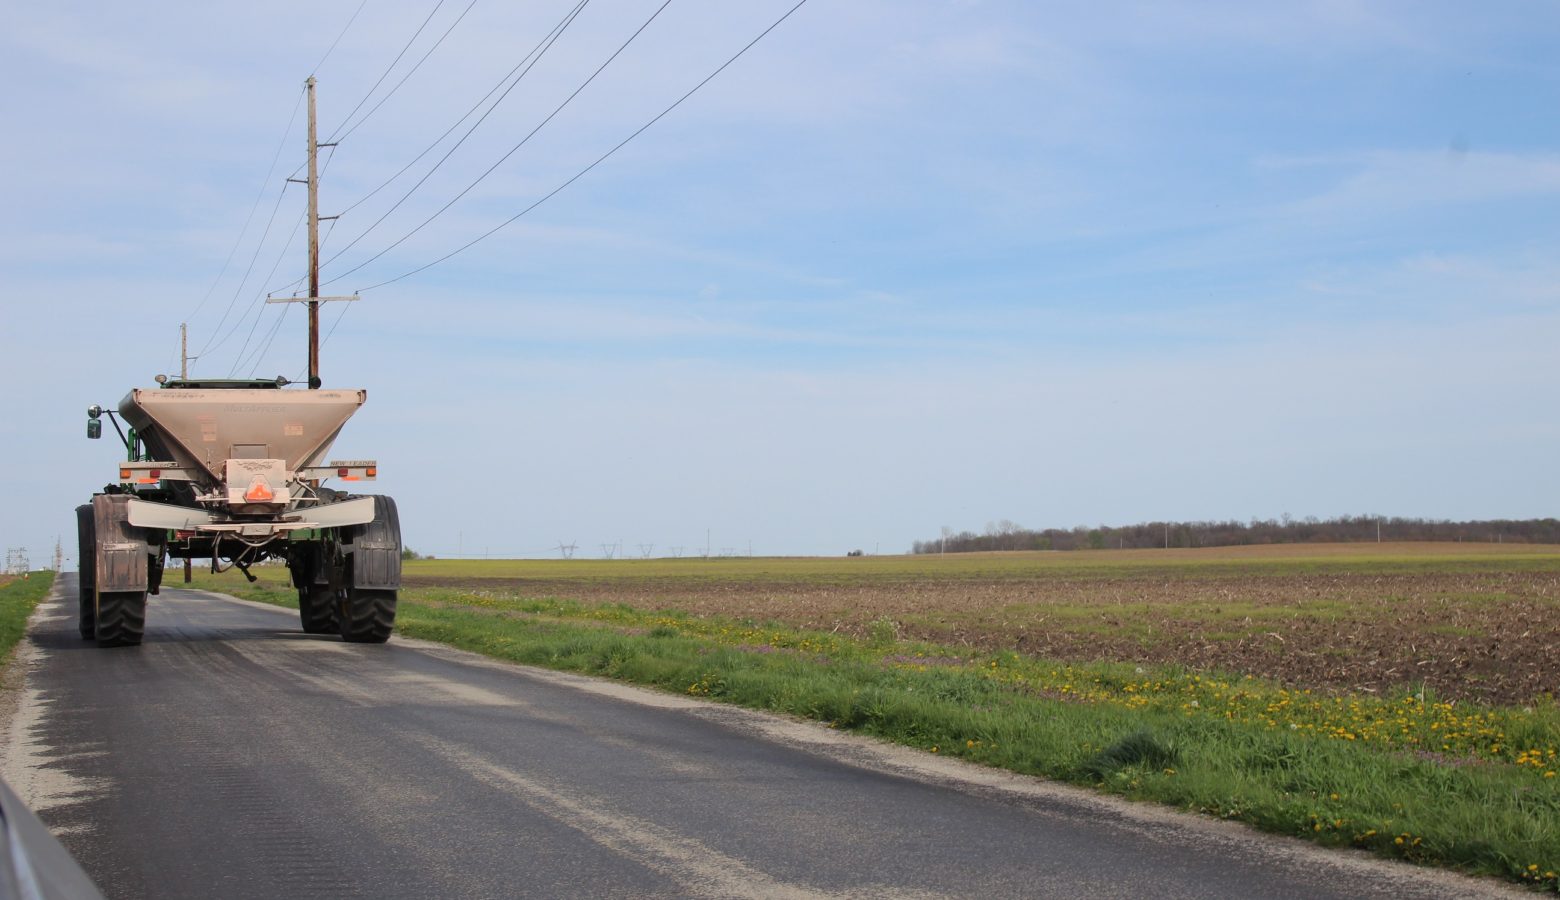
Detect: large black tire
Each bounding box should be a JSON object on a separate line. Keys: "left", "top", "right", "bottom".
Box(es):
{"left": 337, "top": 496, "right": 400, "bottom": 644}
{"left": 95, "top": 591, "right": 145, "bottom": 647}
{"left": 299, "top": 585, "right": 339, "bottom": 634}
{"left": 290, "top": 543, "right": 339, "bottom": 634}
{"left": 90, "top": 495, "right": 148, "bottom": 647}
{"left": 74, "top": 504, "right": 96, "bottom": 640}
{"left": 338, "top": 589, "right": 396, "bottom": 644}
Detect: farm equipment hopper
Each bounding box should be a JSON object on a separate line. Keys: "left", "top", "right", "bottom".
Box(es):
{"left": 76, "top": 377, "right": 401, "bottom": 646}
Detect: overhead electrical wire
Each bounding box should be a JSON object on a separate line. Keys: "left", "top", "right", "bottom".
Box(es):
{"left": 266, "top": 0, "right": 586, "bottom": 298}
{"left": 313, "top": 0, "right": 599, "bottom": 278}
{"left": 242, "top": 215, "right": 341, "bottom": 377}
{"left": 331, "top": 0, "right": 478, "bottom": 145}
{"left": 226, "top": 149, "right": 341, "bottom": 373}
{"left": 352, "top": 0, "right": 812, "bottom": 293}
{"left": 311, "top": 0, "right": 370, "bottom": 76}
{"left": 314, "top": 0, "right": 809, "bottom": 356}
{"left": 222, "top": 208, "right": 306, "bottom": 372}
{"left": 321, "top": 0, "right": 675, "bottom": 287}
{"left": 193, "top": 178, "right": 297, "bottom": 359}
{"left": 327, "top": 0, "right": 449, "bottom": 144}
{"left": 186, "top": 86, "right": 305, "bottom": 328}
{"left": 335, "top": 0, "right": 579, "bottom": 216}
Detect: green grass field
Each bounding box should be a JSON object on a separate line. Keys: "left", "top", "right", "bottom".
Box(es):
{"left": 0, "top": 572, "right": 54, "bottom": 663}
{"left": 190, "top": 544, "right": 1560, "bottom": 890}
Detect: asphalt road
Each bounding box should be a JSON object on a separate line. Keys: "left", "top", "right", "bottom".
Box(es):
{"left": 0, "top": 576, "right": 1511, "bottom": 899}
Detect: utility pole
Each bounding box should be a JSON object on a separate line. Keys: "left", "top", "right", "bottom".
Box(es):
{"left": 268, "top": 76, "right": 355, "bottom": 388}
{"left": 306, "top": 75, "right": 321, "bottom": 384}
{"left": 180, "top": 323, "right": 189, "bottom": 379}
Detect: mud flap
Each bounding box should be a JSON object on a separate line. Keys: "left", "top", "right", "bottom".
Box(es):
{"left": 92, "top": 495, "right": 149, "bottom": 593}
{"left": 348, "top": 496, "right": 402, "bottom": 591}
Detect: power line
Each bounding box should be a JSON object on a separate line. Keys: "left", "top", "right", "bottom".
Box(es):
{"left": 239, "top": 213, "right": 342, "bottom": 376}
{"left": 228, "top": 147, "right": 340, "bottom": 374}
{"left": 317, "top": 0, "right": 600, "bottom": 279}
{"left": 243, "top": 304, "right": 293, "bottom": 377}
{"left": 323, "top": 0, "right": 677, "bottom": 288}
{"left": 358, "top": 0, "right": 812, "bottom": 292}
{"left": 193, "top": 178, "right": 297, "bottom": 359}
{"left": 327, "top": 0, "right": 449, "bottom": 144}
{"left": 311, "top": 0, "right": 370, "bottom": 76}
{"left": 226, "top": 209, "right": 306, "bottom": 374}
{"left": 185, "top": 86, "right": 306, "bottom": 332}
{"left": 211, "top": 138, "right": 344, "bottom": 364}
{"left": 267, "top": 0, "right": 590, "bottom": 298}
{"left": 331, "top": 0, "right": 478, "bottom": 145}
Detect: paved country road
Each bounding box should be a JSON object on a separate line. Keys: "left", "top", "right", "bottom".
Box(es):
{"left": 0, "top": 576, "right": 1515, "bottom": 899}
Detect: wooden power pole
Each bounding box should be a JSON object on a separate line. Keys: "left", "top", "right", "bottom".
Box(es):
{"left": 268, "top": 76, "right": 356, "bottom": 389}
{"left": 307, "top": 75, "right": 321, "bottom": 386}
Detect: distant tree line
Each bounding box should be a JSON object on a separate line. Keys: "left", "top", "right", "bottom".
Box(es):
{"left": 911, "top": 515, "right": 1560, "bottom": 554}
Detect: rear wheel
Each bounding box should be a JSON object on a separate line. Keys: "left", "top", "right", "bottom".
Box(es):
{"left": 299, "top": 585, "right": 339, "bottom": 634}
{"left": 89, "top": 494, "right": 148, "bottom": 647}
{"left": 337, "top": 496, "right": 400, "bottom": 644}
{"left": 338, "top": 589, "right": 395, "bottom": 643}
{"left": 95, "top": 591, "right": 145, "bottom": 647}
{"left": 74, "top": 504, "right": 96, "bottom": 640}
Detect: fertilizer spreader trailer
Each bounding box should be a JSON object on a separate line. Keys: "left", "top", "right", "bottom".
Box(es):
{"left": 77, "top": 377, "right": 401, "bottom": 647}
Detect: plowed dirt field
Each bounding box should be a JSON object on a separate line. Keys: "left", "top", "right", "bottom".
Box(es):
{"left": 403, "top": 543, "right": 1560, "bottom": 705}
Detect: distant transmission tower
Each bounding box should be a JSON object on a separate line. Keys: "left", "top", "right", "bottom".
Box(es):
{"left": 599, "top": 543, "right": 616, "bottom": 560}
{"left": 4, "top": 548, "right": 29, "bottom": 576}
{"left": 669, "top": 546, "right": 684, "bottom": 558}
{"left": 555, "top": 541, "right": 577, "bottom": 560}
{"left": 637, "top": 543, "right": 654, "bottom": 559}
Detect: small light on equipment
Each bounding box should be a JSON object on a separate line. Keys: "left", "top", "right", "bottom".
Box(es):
{"left": 244, "top": 478, "right": 275, "bottom": 502}
{"left": 87, "top": 419, "right": 101, "bottom": 440}
{"left": 154, "top": 374, "right": 168, "bottom": 385}
{"left": 365, "top": 466, "right": 377, "bottom": 478}
{"left": 87, "top": 405, "right": 102, "bottom": 420}
{"left": 119, "top": 468, "right": 131, "bottom": 481}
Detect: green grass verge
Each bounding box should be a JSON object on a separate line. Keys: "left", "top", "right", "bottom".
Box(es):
{"left": 202, "top": 569, "right": 1559, "bottom": 890}
{"left": 0, "top": 573, "right": 56, "bottom": 662}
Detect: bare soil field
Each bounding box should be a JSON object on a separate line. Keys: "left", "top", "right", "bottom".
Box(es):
{"left": 403, "top": 543, "right": 1560, "bottom": 705}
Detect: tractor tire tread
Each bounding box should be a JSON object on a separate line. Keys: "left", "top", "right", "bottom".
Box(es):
{"left": 339, "top": 589, "right": 395, "bottom": 643}
{"left": 95, "top": 591, "right": 145, "bottom": 647}
{"left": 299, "top": 585, "right": 339, "bottom": 634}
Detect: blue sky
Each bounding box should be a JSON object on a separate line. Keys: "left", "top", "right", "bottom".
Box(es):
{"left": 3, "top": 0, "right": 1558, "bottom": 561}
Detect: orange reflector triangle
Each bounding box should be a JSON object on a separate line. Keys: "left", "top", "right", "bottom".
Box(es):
{"left": 244, "top": 478, "right": 275, "bottom": 502}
